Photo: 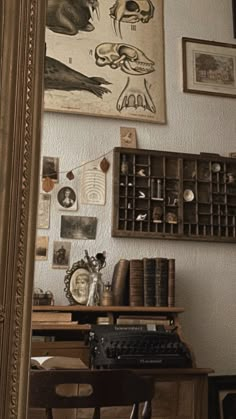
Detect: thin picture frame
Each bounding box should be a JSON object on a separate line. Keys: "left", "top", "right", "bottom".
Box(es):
{"left": 208, "top": 375, "right": 236, "bottom": 419}
{"left": 64, "top": 259, "right": 91, "bottom": 305}
{"left": 182, "top": 37, "right": 236, "bottom": 98}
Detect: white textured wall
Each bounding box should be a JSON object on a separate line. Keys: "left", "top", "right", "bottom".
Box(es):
{"left": 34, "top": 0, "right": 236, "bottom": 374}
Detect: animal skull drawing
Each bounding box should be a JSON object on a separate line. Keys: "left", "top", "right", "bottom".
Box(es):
{"left": 117, "top": 77, "right": 156, "bottom": 113}
{"left": 110, "top": 0, "right": 154, "bottom": 37}
{"left": 95, "top": 43, "right": 155, "bottom": 75}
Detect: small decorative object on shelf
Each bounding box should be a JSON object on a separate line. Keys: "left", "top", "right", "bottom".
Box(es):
{"left": 112, "top": 147, "right": 236, "bottom": 242}
{"left": 33, "top": 288, "right": 54, "bottom": 306}
{"left": 101, "top": 282, "right": 113, "bottom": 306}
{"left": 84, "top": 250, "right": 106, "bottom": 306}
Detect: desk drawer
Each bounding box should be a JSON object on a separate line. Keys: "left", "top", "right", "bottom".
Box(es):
{"left": 31, "top": 341, "right": 90, "bottom": 366}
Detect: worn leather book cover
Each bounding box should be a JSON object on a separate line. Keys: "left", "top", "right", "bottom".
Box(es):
{"left": 143, "top": 258, "right": 156, "bottom": 307}
{"left": 168, "top": 258, "right": 175, "bottom": 307}
{"left": 32, "top": 311, "right": 72, "bottom": 322}
{"left": 155, "top": 258, "right": 168, "bottom": 307}
{"left": 111, "top": 259, "right": 130, "bottom": 305}
{"left": 129, "top": 259, "right": 144, "bottom": 307}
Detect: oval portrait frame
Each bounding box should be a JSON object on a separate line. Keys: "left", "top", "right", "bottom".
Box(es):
{"left": 64, "top": 259, "right": 90, "bottom": 305}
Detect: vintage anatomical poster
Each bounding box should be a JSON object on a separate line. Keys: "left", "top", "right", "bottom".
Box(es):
{"left": 44, "top": 0, "right": 165, "bottom": 123}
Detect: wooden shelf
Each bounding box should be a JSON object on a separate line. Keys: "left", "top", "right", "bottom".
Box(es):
{"left": 112, "top": 147, "right": 236, "bottom": 242}
{"left": 32, "top": 323, "right": 91, "bottom": 331}
{"left": 32, "top": 305, "right": 185, "bottom": 313}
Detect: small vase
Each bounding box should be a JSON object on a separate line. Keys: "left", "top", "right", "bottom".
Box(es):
{"left": 101, "top": 282, "right": 113, "bottom": 306}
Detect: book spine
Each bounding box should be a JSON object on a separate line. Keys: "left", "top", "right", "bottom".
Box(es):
{"left": 116, "top": 318, "right": 171, "bottom": 325}
{"left": 143, "top": 258, "right": 156, "bottom": 307}
{"left": 111, "top": 259, "right": 129, "bottom": 306}
{"left": 32, "top": 312, "right": 72, "bottom": 322}
{"left": 168, "top": 258, "right": 175, "bottom": 307}
{"left": 155, "top": 258, "right": 168, "bottom": 307}
{"left": 129, "top": 259, "right": 144, "bottom": 306}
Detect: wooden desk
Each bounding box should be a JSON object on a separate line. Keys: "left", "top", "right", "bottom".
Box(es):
{"left": 31, "top": 306, "right": 213, "bottom": 418}
{"left": 138, "top": 368, "right": 213, "bottom": 419}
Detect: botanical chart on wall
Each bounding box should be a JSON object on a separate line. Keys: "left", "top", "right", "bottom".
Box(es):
{"left": 44, "top": 0, "right": 165, "bottom": 123}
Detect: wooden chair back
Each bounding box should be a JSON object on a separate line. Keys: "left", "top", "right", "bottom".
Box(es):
{"left": 29, "top": 369, "right": 154, "bottom": 419}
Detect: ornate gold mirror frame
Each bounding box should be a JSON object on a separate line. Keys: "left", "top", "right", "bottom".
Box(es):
{"left": 0, "top": 1, "right": 45, "bottom": 418}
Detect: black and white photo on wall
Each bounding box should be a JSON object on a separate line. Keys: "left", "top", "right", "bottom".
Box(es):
{"left": 42, "top": 156, "right": 59, "bottom": 182}
{"left": 60, "top": 215, "right": 97, "bottom": 240}
{"left": 52, "top": 240, "right": 71, "bottom": 269}
{"left": 57, "top": 186, "right": 77, "bottom": 210}
{"left": 37, "top": 193, "right": 51, "bottom": 229}
{"left": 35, "top": 236, "right": 49, "bottom": 261}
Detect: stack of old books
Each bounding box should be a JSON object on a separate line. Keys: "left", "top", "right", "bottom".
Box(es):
{"left": 32, "top": 311, "right": 78, "bottom": 327}
{"left": 111, "top": 257, "right": 175, "bottom": 307}
{"left": 116, "top": 315, "right": 174, "bottom": 327}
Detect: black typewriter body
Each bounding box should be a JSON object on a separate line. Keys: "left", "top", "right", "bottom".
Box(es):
{"left": 89, "top": 325, "right": 192, "bottom": 369}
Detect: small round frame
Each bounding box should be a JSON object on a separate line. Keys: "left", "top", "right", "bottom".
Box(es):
{"left": 64, "top": 260, "right": 90, "bottom": 305}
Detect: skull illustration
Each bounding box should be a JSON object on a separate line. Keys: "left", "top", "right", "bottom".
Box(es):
{"left": 95, "top": 43, "right": 155, "bottom": 75}
{"left": 110, "top": 0, "right": 154, "bottom": 37}
{"left": 117, "top": 77, "right": 156, "bottom": 113}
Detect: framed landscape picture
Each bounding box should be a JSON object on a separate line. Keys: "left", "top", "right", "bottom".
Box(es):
{"left": 44, "top": 0, "right": 166, "bottom": 124}
{"left": 182, "top": 38, "right": 236, "bottom": 98}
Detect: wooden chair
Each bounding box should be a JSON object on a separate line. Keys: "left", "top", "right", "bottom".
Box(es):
{"left": 29, "top": 369, "right": 154, "bottom": 419}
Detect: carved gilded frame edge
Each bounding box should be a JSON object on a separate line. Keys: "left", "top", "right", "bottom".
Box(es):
{"left": 0, "top": 1, "right": 45, "bottom": 418}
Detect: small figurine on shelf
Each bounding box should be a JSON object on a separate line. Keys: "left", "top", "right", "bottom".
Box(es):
{"left": 84, "top": 250, "right": 106, "bottom": 306}
{"left": 151, "top": 179, "right": 163, "bottom": 200}
{"left": 165, "top": 212, "right": 178, "bottom": 224}
{"left": 153, "top": 206, "right": 163, "bottom": 223}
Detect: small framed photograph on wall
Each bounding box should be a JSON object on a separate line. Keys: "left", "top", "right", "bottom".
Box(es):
{"left": 42, "top": 156, "right": 59, "bottom": 182}
{"left": 57, "top": 186, "right": 77, "bottom": 211}
{"left": 37, "top": 193, "right": 51, "bottom": 229}
{"left": 35, "top": 236, "right": 49, "bottom": 260}
{"left": 60, "top": 215, "right": 97, "bottom": 240}
{"left": 182, "top": 37, "right": 236, "bottom": 98}
{"left": 52, "top": 240, "right": 71, "bottom": 269}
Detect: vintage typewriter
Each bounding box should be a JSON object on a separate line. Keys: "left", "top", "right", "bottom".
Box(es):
{"left": 89, "top": 325, "right": 192, "bottom": 369}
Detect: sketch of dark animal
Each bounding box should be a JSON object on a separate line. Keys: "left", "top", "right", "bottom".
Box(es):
{"left": 46, "top": 0, "right": 100, "bottom": 35}
{"left": 45, "top": 56, "right": 111, "bottom": 98}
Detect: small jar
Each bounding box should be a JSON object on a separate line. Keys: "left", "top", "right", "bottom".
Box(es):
{"left": 101, "top": 282, "right": 113, "bottom": 306}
